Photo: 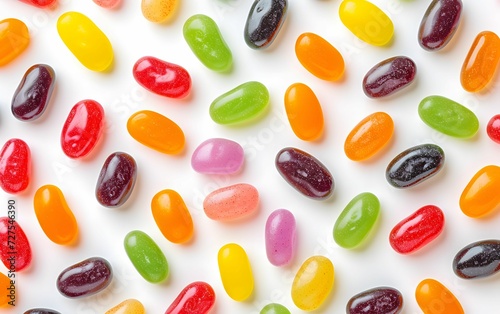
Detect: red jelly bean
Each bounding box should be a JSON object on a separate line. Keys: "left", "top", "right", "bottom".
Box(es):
{"left": 389, "top": 205, "right": 444, "bottom": 254}
{"left": 0, "top": 217, "right": 32, "bottom": 271}
{"left": 487, "top": 115, "right": 500, "bottom": 144}
{"left": 19, "top": 0, "right": 57, "bottom": 8}
{"left": 0, "top": 138, "right": 31, "bottom": 194}
{"left": 61, "top": 100, "right": 105, "bottom": 159}
{"left": 165, "top": 281, "right": 216, "bottom": 314}
{"left": 133, "top": 56, "right": 191, "bottom": 99}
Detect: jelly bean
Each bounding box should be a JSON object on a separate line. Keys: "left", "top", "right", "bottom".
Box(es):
{"left": 203, "top": 183, "right": 259, "bottom": 221}
{"left": 57, "top": 12, "right": 113, "bottom": 72}
{"left": 57, "top": 257, "right": 112, "bottom": 298}
{"left": 347, "top": 287, "right": 403, "bottom": 314}
{"left": 487, "top": 114, "right": 500, "bottom": 144}
{"left": 105, "top": 299, "right": 145, "bottom": 314}
{"left": 460, "top": 31, "right": 500, "bottom": 92}
{"left": 93, "top": 0, "right": 121, "bottom": 9}
{"left": 362, "top": 56, "right": 416, "bottom": 98}
{"left": 95, "top": 152, "right": 137, "bottom": 208}
{"left": 124, "top": 230, "right": 168, "bottom": 283}
{"left": 33, "top": 184, "right": 78, "bottom": 245}
{"left": 151, "top": 189, "right": 193, "bottom": 244}
{"left": 127, "top": 110, "right": 185, "bottom": 154}
{"left": 415, "top": 278, "right": 464, "bottom": 314}
{"left": 191, "top": 138, "right": 244, "bottom": 174}
{"left": 0, "top": 272, "right": 11, "bottom": 306}
{"left": 218, "top": 243, "right": 254, "bottom": 301}
{"left": 24, "top": 309, "right": 61, "bottom": 314}
{"left": 386, "top": 144, "right": 445, "bottom": 188}
{"left": 460, "top": 165, "right": 500, "bottom": 218}
{"left": 0, "top": 217, "right": 32, "bottom": 271}
{"left": 260, "top": 303, "right": 290, "bottom": 314}
{"left": 389, "top": 205, "right": 444, "bottom": 254}
{"left": 0, "top": 18, "right": 29, "bottom": 66}
{"left": 12, "top": 64, "right": 55, "bottom": 121}
{"left": 284, "top": 83, "right": 324, "bottom": 141}
{"left": 0, "top": 138, "right": 31, "bottom": 194}
{"left": 133, "top": 56, "right": 191, "bottom": 99}
{"left": 291, "top": 255, "right": 334, "bottom": 311}
{"left": 333, "top": 192, "right": 380, "bottom": 249}
{"left": 19, "top": 0, "right": 56, "bottom": 8}
{"left": 344, "top": 112, "right": 394, "bottom": 161}
{"left": 142, "top": 0, "right": 178, "bottom": 23}
{"left": 295, "top": 32, "right": 344, "bottom": 81}
{"left": 418, "top": 0, "right": 462, "bottom": 51}
{"left": 453, "top": 239, "right": 500, "bottom": 279}
{"left": 418, "top": 95, "right": 479, "bottom": 138}
{"left": 183, "top": 14, "right": 232, "bottom": 72}
{"left": 338, "top": 0, "right": 394, "bottom": 46}
{"left": 165, "top": 281, "right": 216, "bottom": 314}
{"left": 210, "top": 81, "right": 269, "bottom": 125}
{"left": 244, "top": 0, "right": 287, "bottom": 49}
{"left": 61, "top": 99, "right": 105, "bottom": 159}
{"left": 275, "top": 147, "right": 334, "bottom": 200}
{"left": 265, "top": 209, "right": 296, "bottom": 266}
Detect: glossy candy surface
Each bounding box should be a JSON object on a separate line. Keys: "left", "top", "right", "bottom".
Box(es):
{"left": 133, "top": 56, "right": 191, "bottom": 99}
{"left": 487, "top": 115, "right": 500, "bottom": 144}
{"left": 191, "top": 138, "right": 244, "bottom": 174}
{"left": 460, "top": 165, "right": 500, "bottom": 218}
{"left": 106, "top": 299, "right": 144, "bottom": 314}
{"left": 57, "top": 257, "right": 112, "bottom": 298}
{"left": 0, "top": 18, "right": 29, "bottom": 66}
{"left": 203, "top": 183, "right": 259, "bottom": 221}
{"left": 95, "top": 152, "right": 137, "bottom": 208}
{"left": 93, "top": 0, "right": 121, "bottom": 9}
{"left": 275, "top": 147, "right": 334, "bottom": 200}
{"left": 244, "top": 0, "right": 287, "bottom": 49}
{"left": 363, "top": 56, "right": 416, "bottom": 98}
{"left": 183, "top": 14, "right": 232, "bottom": 72}
{"left": 57, "top": 12, "right": 113, "bottom": 72}
{"left": 152, "top": 189, "right": 193, "bottom": 244}
{"left": 0, "top": 138, "right": 31, "bottom": 194}
{"left": 260, "top": 303, "right": 290, "bottom": 314}
{"left": 333, "top": 192, "right": 380, "bottom": 249}
{"left": 12, "top": 64, "right": 55, "bottom": 121}
{"left": 461, "top": 31, "right": 500, "bottom": 92}
{"left": 0, "top": 217, "right": 32, "bottom": 271}
{"left": 0, "top": 273, "right": 10, "bottom": 306}
{"left": 20, "top": 0, "right": 57, "bottom": 8}
{"left": 347, "top": 287, "right": 403, "bottom": 314}
{"left": 389, "top": 205, "right": 444, "bottom": 254}
{"left": 453, "top": 239, "right": 500, "bottom": 279}
{"left": 265, "top": 209, "right": 296, "bottom": 266}
{"left": 127, "top": 110, "right": 185, "bottom": 154}
{"left": 284, "top": 83, "right": 324, "bottom": 141}
{"left": 210, "top": 81, "right": 269, "bottom": 125}
{"left": 415, "top": 279, "right": 464, "bottom": 314}
{"left": 142, "top": 0, "right": 178, "bottom": 23}
{"left": 61, "top": 99, "right": 105, "bottom": 158}
{"left": 386, "top": 144, "right": 445, "bottom": 188}
{"left": 165, "top": 281, "right": 216, "bottom": 314}
{"left": 292, "top": 255, "right": 334, "bottom": 311}
{"left": 24, "top": 309, "right": 61, "bottom": 314}
{"left": 418, "top": 0, "right": 462, "bottom": 51}
{"left": 218, "top": 243, "right": 254, "bottom": 301}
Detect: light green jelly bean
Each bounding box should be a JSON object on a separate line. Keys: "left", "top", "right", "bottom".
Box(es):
{"left": 260, "top": 303, "right": 291, "bottom": 314}
{"left": 333, "top": 192, "right": 380, "bottom": 249}
{"left": 418, "top": 95, "right": 479, "bottom": 138}
{"left": 124, "top": 230, "right": 168, "bottom": 283}
{"left": 183, "top": 14, "right": 232, "bottom": 72}
{"left": 210, "top": 81, "right": 269, "bottom": 125}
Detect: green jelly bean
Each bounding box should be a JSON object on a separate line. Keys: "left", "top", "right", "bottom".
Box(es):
{"left": 418, "top": 95, "right": 479, "bottom": 138}
{"left": 183, "top": 14, "right": 232, "bottom": 72}
{"left": 260, "top": 303, "right": 291, "bottom": 314}
{"left": 210, "top": 81, "right": 269, "bottom": 125}
{"left": 333, "top": 192, "right": 380, "bottom": 249}
{"left": 124, "top": 230, "right": 168, "bottom": 283}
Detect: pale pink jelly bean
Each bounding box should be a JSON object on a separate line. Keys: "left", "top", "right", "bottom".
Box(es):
{"left": 265, "top": 209, "right": 296, "bottom": 266}
{"left": 203, "top": 183, "right": 259, "bottom": 221}
{"left": 93, "top": 0, "right": 121, "bottom": 8}
{"left": 191, "top": 138, "right": 244, "bottom": 174}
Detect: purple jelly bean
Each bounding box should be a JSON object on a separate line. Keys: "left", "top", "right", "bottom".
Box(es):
{"left": 347, "top": 287, "right": 403, "bottom": 314}
{"left": 265, "top": 209, "right": 296, "bottom": 266}
{"left": 56, "top": 257, "right": 112, "bottom": 298}
{"left": 191, "top": 138, "right": 244, "bottom": 174}
{"left": 418, "top": 0, "right": 462, "bottom": 51}
{"left": 363, "top": 56, "right": 416, "bottom": 98}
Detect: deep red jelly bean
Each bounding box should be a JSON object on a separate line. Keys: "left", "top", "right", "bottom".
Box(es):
{"left": 57, "top": 257, "right": 112, "bottom": 298}
{"left": 418, "top": 0, "right": 462, "bottom": 51}
{"left": 61, "top": 99, "right": 105, "bottom": 159}
{"left": 24, "top": 309, "right": 61, "bottom": 314}
{"left": 19, "top": 0, "right": 57, "bottom": 8}
{"left": 487, "top": 114, "right": 500, "bottom": 144}
{"left": 165, "top": 281, "right": 216, "bottom": 314}
{"left": 0, "top": 217, "right": 32, "bottom": 271}
{"left": 363, "top": 56, "right": 416, "bottom": 98}
{"left": 347, "top": 286, "right": 403, "bottom": 314}
{"left": 0, "top": 138, "right": 31, "bottom": 194}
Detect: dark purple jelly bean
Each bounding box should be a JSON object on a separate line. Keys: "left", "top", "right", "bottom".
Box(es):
{"left": 386, "top": 144, "right": 445, "bottom": 188}
{"left": 95, "top": 152, "right": 137, "bottom": 208}
{"left": 453, "top": 239, "right": 500, "bottom": 279}
{"left": 244, "top": 0, "right": 287, "bottom": 49}
{"left": 24, "top": 309, "right": 61, "bottom": 314}
{"left": 57, "top": 257, "right": 112, "bottom": 298}
{"left": 362, "top": 56, "right": 416, "bottom": 98}
{"left": 275, "top": 147, "right": 333, "bottom": 200}
{"left": 347, "top": 287, "right": 403, "bottom": 314}
{"left": 11, "top": 64, "right": 55, "bottom": 121}
{"left": 418, "top": 0, "right": 462, "bottom": 51}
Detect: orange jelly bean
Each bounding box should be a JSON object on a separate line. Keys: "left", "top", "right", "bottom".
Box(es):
{"left": 0, "top": 18, "right": 30, "bottom": 66}
{"left": 461, "top": 31, "right": 500, "bottom": 92}
{"left": 284, "top": 83, "right": 324, "bottom": 141}
{"left": 33, "top": 185, "right": 78, "bottom": 245}
{"left": 0, "top": 272, "right": 11, "bottom": 306}
{"left": 415, "top": 278, "right": 464, "bottom": 314}
{"left": 460, "top": 165, "right": 500, "bottom": 218}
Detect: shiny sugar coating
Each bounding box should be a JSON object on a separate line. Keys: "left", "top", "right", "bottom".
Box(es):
{"left": 20, "top": 0, "right": 57, "bottom": 8}
{"left": 363, "top": 56, "right": 416, "bottom": 98}
{"left": 165, "top": 281, "right": 216, "bottom": 314}
{"left": 338, "top": 0, "right": 394, "bottom": 46}
{"left": 105, "top": 299, "right": 144, "bottom": 314}
{"left": 142, "top": 0, "right": 178, "bottom": 23}
{"left": 460, "top": 165, "right": 500, "bottom": 218}
{"left": 0, "top": 18, "right": 29, "bottom": 66}
{"left": 0, "top": 138, "right": 31, "bottom": 194}
{"left": 265, "top": 209, "right": 296, "bottom": 266}
{"left": 191, "top": 138, "right": 244, "bottom": 174}
{"left": 93, "top": 0, "right": 121, "bottom": 9}
{"left": 347, "top": 286, "right": 403, "bottom": 314}
{"left": 487, "top": 114, "right": 500, "bottom": 144}
{"left": 0, "top": 217, "right": 32, "bottom": 271}
{"left": 24, "top": 309, "right": 61, "bottom": 314}
{"left": 244, "top": 0, "right": 287, "bottom": 49}
{"left": 415, "top": 278, "right": 464, "bottom": 314}
{"left": 418, "top": 0, "right": 462, "bottom": 51}
{"left": 218, "top": 243, "right": 254, "bottom": 301}
{"left": 260, "top": 303, "right": 290, "bottom": 314}
{"left": 57, "top": 257, "right": 112, "bottom": 298}
{"left": 57, "top": 12, "right": 113, "bottom": 72}
{"left": 284, "top": 83, "right": 324, "bottom": 141}
{"left": 461, "top": 31, "right": 500, "bottom": 92}
{"left": 453, "top": 239, "right": 500, "bottom": 279}
{"left": 203, "top": 183, "right": 259, "bottom": 221}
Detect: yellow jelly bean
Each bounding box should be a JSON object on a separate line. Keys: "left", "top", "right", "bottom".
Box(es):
{"left": 142, "top": 0, "right": 178, "bottom": 23}
{"left": 57, "top": 12, "right": 113, "bottom": 72}
{"left": 415, "top": 278, "right": 464, "bottom": 314}
{"left": 218, "top": 243, "right": 254, "bottom": 301}
{"left": 105, "top": 299, "right": 145, "bottom": 314}
{"left": 0, "top": 18, "right": 30, "bottom": 66}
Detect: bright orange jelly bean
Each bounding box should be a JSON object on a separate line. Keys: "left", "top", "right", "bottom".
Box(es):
{"left": 415, "top": 278, "right": 464, "bottom": 314}
{"left": 0, "top": 272, "right": 10, "bottom": 306}
{"left": 460, "top": 165, "right": 500, "bottom": 218}
{"left": 0, "top": 18, "right": 30, "bottom": 66}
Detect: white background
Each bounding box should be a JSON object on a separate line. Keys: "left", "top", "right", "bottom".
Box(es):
{"left": 1, "top": 0, "right": 500, "bottom": 313}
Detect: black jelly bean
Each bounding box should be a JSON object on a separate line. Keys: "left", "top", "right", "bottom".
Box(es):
{"left": 24, "top": 309, "right": 61, "bottom": 314}
{"left": 347, "top": 287, "right": 403, "bottom": 314}
{"left": 453, "top": 239, "right": 500, "bottom": 279}
{"left": 57, "top": 257, "right": 112, "bottom": 298}
{"left": 418, "top": 0, "right": 462, "bottom": 51}
{"left": 363, "top": 56, "right": 416, "bottom": 98}
{"left": 244, "top": 0, "right": 287, "bottom": 49}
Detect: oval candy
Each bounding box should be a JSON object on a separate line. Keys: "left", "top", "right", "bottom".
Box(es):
{"left": 93, "top": 0, "right": 121, "bottom": 9}
{"left": 203, "top": 183, "right": 259, "bottom": 221}
{"left": 24, "top": 309, "right": 62, "bottom": 314}
{"left": 165, "top": 281, "right": 216, "bottom": 314}
{"left": 453, "top": 239, "right": 500, "bottom": 279}
{"left": 244, "top": 0, "right": 287, "bottom": 49}
{"left": 460, "top": 165, "right": 500, "bottom": 218}
{"left": 415, "top": 278, "right": 464, "bottom": 314}
{"left": 142, "top": 0, "right": 178, "bottom": 23}
{"left": 418, "top": 0, "right": 462, "bottom": 51}
{"left": 0, "top": 273, "right": 10, "bottom": 306}
{"left": 347, "top": 287, "right": 403, "bottom": 314}
{"left": 0, "top": 18, "right": 29, "bottom": 66}
{"left": 105, "top": 299, "right": 144, "bottom": 314}
{"left": 57, "top": 257, "right": 112, "bottom": 298}
{"left": 260, "top": 303, "right": 290, "bottom": 314}
{"left": 265, "top": 209, "right": 296, "bottom": 266}
{"left": 487, "top": 114, "right": 500, "bottom": 144}
{"left": 363, "top": 56, "right": 416, "bottom": 98}
{"left": 0, "top": 138, "right": 31, "bottom": 194}
{"left": 191, "top": 138, "right": 244, "bottom": 174}
{"left": 19, "top": 0, "right": 57, "bottom": 8}
{"left": 0, "top": 217, "right": 32, "bottom": 271}
{"left": 218, "top": 243, "right": 254, "bottom": 301}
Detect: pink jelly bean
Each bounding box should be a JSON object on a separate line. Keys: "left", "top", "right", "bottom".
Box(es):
{"left": 203, "top": 183, "right": 259, "bottom": 221}
{"left": 165, "top": 281, "right": 216, "bottom": 314}
{"left": 191, "top": 138, "right": 244, "bottom": 174}
{"left": 265, "top": 209, "right": 296, "bottom": 266}
{"left": 0, "top": 138, "right": 31, "bottom": 194}
{"left": 92, "top": 0, "right": 121, "bottom": 8}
